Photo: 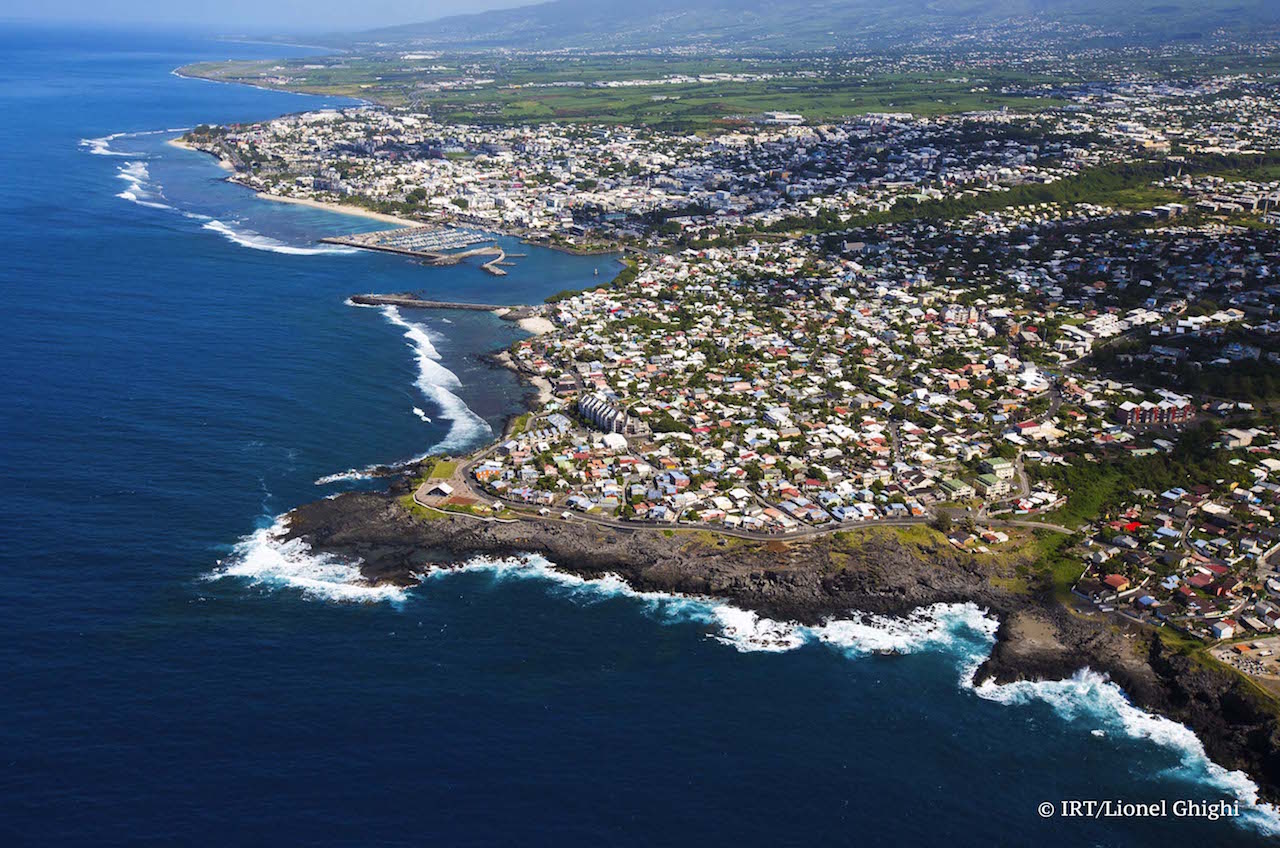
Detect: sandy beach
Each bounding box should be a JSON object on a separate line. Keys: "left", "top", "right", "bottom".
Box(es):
{"left": 516, "top": 315, "right": 556, "bottom": 336}
{"left": 167, "top": 136, "right": 419, "bottom": 227}
{"left": 167, "top": 137, "right": 233, "bottom": 172}
{"left": 253, "top": 192, "right": 420, "bottom": 228}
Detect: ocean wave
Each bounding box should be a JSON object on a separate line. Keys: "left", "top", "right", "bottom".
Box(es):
{"left": 426, "top": 554, "right": 992, "bottom": 656}
{"left": 80, "top": 132, "right": 133, "bottom": 157}
{"left": 311, "top": 307, "right": 489, "bottom": 487}
{"left": 204, "top": 517, "right": 407, "bottom": 604}
{"left": 201, "top": 219, "right": 360, "bottom": 255}
{"left": 425, "top": 552, "right": 1280, "bottom": 833}
{"left": 968, "top": 669, "right": 1280, "bottom": 835}
{"left": 114, "top": 160, "right": 175, "bottom": 211}
{"left": 81, "top": 127, "right": 192, "bottom": 157}
{"left": 380, "top": 306, "right": 492, "bottom": 454}
{"left": 810, "top": 602, "right": 1000, "bottom": 657}
{"left": 314, "top": 465, "right": 389, "bottom": 486}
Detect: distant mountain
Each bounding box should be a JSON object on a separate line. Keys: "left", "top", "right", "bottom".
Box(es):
{"left": 352, "top": 0, "right": 1280, "bottom": 51}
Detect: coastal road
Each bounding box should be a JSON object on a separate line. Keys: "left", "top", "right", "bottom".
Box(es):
{"left": 428, "top": 456, "right": 1075, "bottom": 542}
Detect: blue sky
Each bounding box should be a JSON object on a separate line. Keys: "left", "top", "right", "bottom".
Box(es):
{"left": 5, "top": 0, "right": 534, "bottom": 32}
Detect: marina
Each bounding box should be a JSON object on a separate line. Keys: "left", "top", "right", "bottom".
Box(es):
{"left": 320, "top": 225, "right": 514, "bottom": 274}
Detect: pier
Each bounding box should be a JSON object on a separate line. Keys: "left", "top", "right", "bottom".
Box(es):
{"left": 320, "top": 225, "right": 512, "bottom": 273}
{"left": 349, "top": 293, "right": 511, "bottom": 311}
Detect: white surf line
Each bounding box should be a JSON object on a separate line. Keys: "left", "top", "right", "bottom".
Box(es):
{"left": 314, "top": 306, "right": 492, "bottom": 485}
{"left": 207, "top": 531, "right": 1280, "bottom": 836}
{"left": 199, "top": 218, "right": 361, "bottom": 255}
{"left": 425, "top": 553, "right": 1280, "bottom": 834}
{"left": 204, "top": 516, "right": 407, "bottom": 605}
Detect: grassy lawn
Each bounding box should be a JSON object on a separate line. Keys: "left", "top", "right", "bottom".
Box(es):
{"left": 1031, "top": 531, "right": 1086, "bottom": 602}
{"left": 428, "top": 460, "right": 459, "bottom": 479}
{"left": 400, "top": 494, "right": 447, "bottom": 520}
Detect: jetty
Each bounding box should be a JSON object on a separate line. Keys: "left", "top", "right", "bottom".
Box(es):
{"left": 349, "top": 294, "right": 509, "bottom": 311}
{"left": 321, "top": 225, "right": 512, "bottom": 273}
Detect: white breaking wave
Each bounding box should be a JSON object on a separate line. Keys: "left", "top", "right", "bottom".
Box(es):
{"left": 205, "top": 517, "right": 408, "bottom": 604}
{"left": 311, "top": 308, "right": 488, "bottom": 486}
{"left": 314, "top": 468, "right": 376, "bottom": 486}
{"left": 115, "top": 160, "right": 174, "bottom": 211}
{"left": 94, "top": 131, "right": 360, "bottom": 256}
{"left": 201, "top": 219, "right": 359, "bottom": 256}
{"left": 425, "top": 554, "right": 992, "bottom": 656}
{"left": 810, "top": 602, "right": 1000, "bottom": 657}
{"left": 423, "top": 552, "right": 1280, "bottom": 834}
{"left": 969, "top": 669, "right": 1280, "bottom": 835}
{"left": 80, "top": 132, "right": 132, "bottom": 157}
{"left": 81, "top": 127, "right": 191, "bottom": 157}
{"left": 381, "top": 306, "right": 492, "bottom": 454}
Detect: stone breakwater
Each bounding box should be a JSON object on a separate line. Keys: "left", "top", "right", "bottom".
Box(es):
{"left": 286, "top": 482, "right": 1280, "bottom": 803}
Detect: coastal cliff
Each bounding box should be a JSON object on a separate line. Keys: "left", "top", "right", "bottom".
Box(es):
{"left": 285, "top": 480, "right": 1280, "bottom": 802}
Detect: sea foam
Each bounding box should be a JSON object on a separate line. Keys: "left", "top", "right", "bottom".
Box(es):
{"left": 81, "top": 127, "right": 191, "bottom": 157}
{"left": 205, "top": 517, "right": 407, "bottom": 605}
{"left": 312, "top": 307, "right": 490, "bottom": 486}
{"left": 80, "top": 132, "right": 133, "bottom": 157}
{"left": 968, "top": 669, "right": 1280, "bottom": 835}
{"left": 208, "top": 533, "right": 1280, "bottom": 833}
{"left": 115, "top": 160, "right": 174, "bottom": 211}
{"left": 201, "top": 219, "right": 359, "bottom": 256}
{"left": 423, "top": 553, "right": 1280, "bottom": 833}
{"left": 381, "top": 305, "right": 492, "bottom": 454}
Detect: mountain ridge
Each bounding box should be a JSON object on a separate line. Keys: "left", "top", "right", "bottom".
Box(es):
{"left": 346, "top": 0, "right": 1280, "bottom": 51}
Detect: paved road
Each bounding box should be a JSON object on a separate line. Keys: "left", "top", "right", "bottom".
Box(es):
{"left": 426, "top": 456, "right": 1075, "bottom": 541}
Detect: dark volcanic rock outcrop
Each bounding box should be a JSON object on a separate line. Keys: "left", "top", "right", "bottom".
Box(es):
{"left": 286, "top": 488, "right": 1280, "bottom": 802}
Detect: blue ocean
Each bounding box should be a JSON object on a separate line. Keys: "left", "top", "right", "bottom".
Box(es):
{"left": 2, "top": 25, "right": 1278, "bottom": 846}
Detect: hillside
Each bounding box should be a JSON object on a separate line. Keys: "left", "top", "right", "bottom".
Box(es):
{"left": 353, "top": 0, "right": 1280, "bottom": 51}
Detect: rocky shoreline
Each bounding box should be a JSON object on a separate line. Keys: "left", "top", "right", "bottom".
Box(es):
{"left": 285, "top": 477, "right": 1280, "bottom": 803}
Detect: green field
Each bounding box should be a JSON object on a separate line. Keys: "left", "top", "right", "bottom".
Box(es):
{"left": 178, "top": 48, "right": 1280, "bottom": 130}
{"left": 427, "top": 460, "right": 458, "bottom": 479}
{"left": 179, "top": 55, "right": 1067, "bottom": 128}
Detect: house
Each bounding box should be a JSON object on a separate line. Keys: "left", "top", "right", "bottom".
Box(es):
{"left": 1212, "top": 620, "right": 1236, "bottom": 640}
{"left": 1103, "top": 574, "right": 1131, "bottom": 593}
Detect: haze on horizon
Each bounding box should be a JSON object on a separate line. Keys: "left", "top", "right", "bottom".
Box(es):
{"left": 3, "top": 0, "right": 534, "bottom": 33}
